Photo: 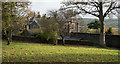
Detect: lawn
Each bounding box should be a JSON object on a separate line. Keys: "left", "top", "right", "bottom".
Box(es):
{"left": 2, "top": 41, "right": 119, "bottom": 62}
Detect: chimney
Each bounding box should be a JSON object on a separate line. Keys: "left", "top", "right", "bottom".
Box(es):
{"left": 37, "top": 12, "right": 41, "bottom": 18}
{"left": 43, "top": 14, "right": 47, "bottom": 20}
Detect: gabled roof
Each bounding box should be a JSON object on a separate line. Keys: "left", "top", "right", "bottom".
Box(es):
{"left": 27, "top": 17, "right": 40, "bottom": 26}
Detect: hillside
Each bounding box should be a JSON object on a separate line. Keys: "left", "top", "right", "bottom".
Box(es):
{"left": 83, "top": 18, "right": 118, "bottom": 29}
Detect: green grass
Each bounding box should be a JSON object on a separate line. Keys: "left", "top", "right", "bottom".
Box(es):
{"left": 2, "top": 41, "right": 119, "bottom": 62}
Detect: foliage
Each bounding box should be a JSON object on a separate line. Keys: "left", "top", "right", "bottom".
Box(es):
{"left": 87, "top": 19, "right": 100, "bottom": 29}
{"left": 36, "top": 31, "right": 58, "bottom": 44}
{"left": 87, "top": 19, "right": 100, "bottom": 33}
{"left": 105, "top": 27, "right": 114, "bottom": 35}
{"left": 17, "top": 31, "right": 23, "bottom": 36}
{"left": 49, "top": 31, "right": 58, "bottom": 45}
{"left": 36, "top": 33, "right": 49, "bottom": 43}
{"left": 86, "top": 29, "right": 99, "bottom": 34}
{"left": 84, "top": 19, "right": 118, "bottom": 29}
{"left": 47, "top": 9, "right": 81, "bottom": 45}
{"left": 2, "top": 2, "right": 31, "bottom": 32}
{"left": 40, "top": 16, "right": 59, "bottom": 44}
{"left": 2, "top": 1, "right": 31, "bottom": 45}
{"left": 2, "top": 41, "right": 119, "bottom": 62}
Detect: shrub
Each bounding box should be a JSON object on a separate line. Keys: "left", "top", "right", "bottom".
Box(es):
{"left": 36, "top": 33, "right": 49, "bottom": 43}
{"left": 105, "top": 27, "right": 114, "bottom": 35}
{"left": 35, "top": 31, "right": 58, "bottom": 44}
{"left": 50, "top": 31, "right": 58, "bottom": 45}
{"left": 17, "top": 31, "right": 23, "bottom": 36}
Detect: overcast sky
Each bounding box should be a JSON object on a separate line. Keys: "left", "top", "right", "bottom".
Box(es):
{"left": 29, "top": 0, "right": 118, "bottom": 19}
{"left": 29, "top": 0, "right": 63, "bottom": 16}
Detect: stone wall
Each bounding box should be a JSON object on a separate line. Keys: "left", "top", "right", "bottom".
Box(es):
{"left": 71, "top": 32, "right": 120, "bottom": 48}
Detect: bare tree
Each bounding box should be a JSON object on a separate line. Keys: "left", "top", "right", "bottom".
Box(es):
{"left": 47, "top": 9, "right": 78, "bottom": 45}
{"left": 62, "top": 0, "right": 120, "bottom": 47}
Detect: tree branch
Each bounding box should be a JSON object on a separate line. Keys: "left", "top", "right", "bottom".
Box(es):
{"left": 76, "top": 5, "right": 99, "bottom": 17}
{"left": 104, "top": 2, "right": 115, "bottom": 17}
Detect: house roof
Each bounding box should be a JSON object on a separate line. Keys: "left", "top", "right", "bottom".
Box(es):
{"left": 27, "top": 17, "right": 40, "bottom": 26}
{"left": 64, "top": 20, "right": 78, "bottom": 23}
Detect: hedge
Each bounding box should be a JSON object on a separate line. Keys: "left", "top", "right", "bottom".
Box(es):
{"left": 58, "top": 39, "right": 96, "bottom": 46}
{"left": 2, "top": 35, "right": 96, "bottom": 46}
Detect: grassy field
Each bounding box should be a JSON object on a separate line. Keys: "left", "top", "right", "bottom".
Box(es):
{"left": 2, "top": 41, "right": 119, "bottom": 62}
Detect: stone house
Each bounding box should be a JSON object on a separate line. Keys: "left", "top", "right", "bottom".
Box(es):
{"left": 21, "top": 12, "right": 42, "bottom": 36}
{"left": 21, "top": 13, "right": 87, "bottom": 36}
{"left": 21, "top": 16, "right": 41, "bottom": 36}
{"left": 64, "top": 18, "right": 87, "bottom": 35}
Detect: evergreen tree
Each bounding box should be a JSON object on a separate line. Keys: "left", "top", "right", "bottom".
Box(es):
{"left": 87, "top": 19, "right": 100, "bottom": 29}
{"left": 105, "top": 27, "right": 114, "bottom": 35}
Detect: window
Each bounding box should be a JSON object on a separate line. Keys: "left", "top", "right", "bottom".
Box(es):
{"left": 65, "top": 25, "right": 67, "bottom": 29}
{"left": 72, "top": 24, "right": 74, "bottom": 29}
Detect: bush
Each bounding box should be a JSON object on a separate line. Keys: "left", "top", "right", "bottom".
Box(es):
{"left": 17, "top": 31, "right": 23, "bottom": 36}
{"left": 105, "top": 27, "right": 114, "bottom": 35}
{"left": 50, "top": 31, "right": 58, "bottom": 45}
{"left": 35, "top": 31, "right": 58, "bottom": 44}
{"left": 36, "top": 33, "right": 49, "bottom": 43}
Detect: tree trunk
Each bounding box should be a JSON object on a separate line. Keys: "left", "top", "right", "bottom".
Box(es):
{"left": 99, "top": 22, "right": 105, "bottom": 46}
{"left": 9, "top": 29, "right": 12, "bottom": 42}
{"left": 99, "top": 16, "right": 106, "bottom": 47}
{"left": 6, "top": 29, "right": 12, "bottom": 45}
{"left": 7, "top": 37, "right": 10, "bottom": 45}
{"left": 99, "top": 2, "right": 106, "bottom": 47}
{"left": 53, "top": 39, "right": 57, "bottom": 45}
{"left": 61, "top": 36, "right": 65, "bottom": 45}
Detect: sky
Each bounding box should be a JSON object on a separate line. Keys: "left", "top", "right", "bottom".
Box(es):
{"left": 29, "top": 0, "right": 118, "bottom": 19}
{"left": 29, "top": 0, "right": 63, "bottom": 16}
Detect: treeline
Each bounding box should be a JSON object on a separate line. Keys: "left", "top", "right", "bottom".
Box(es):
{"left": 84, "top": 19, "right": 118, "bottom": 28}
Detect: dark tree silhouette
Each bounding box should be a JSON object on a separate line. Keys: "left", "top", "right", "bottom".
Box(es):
{"left": 87, "top": 19, "right": 100, "bottom": 29}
